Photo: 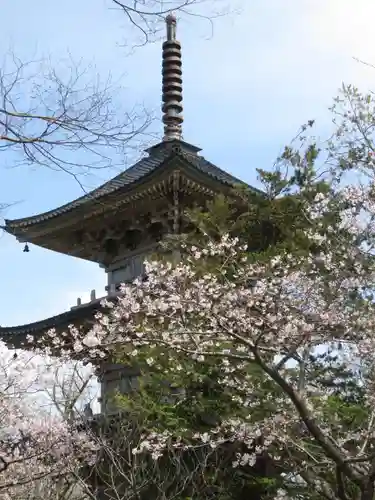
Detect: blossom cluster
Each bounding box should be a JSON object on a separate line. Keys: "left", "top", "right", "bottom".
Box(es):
{"left": 33, "top": 227, "right": 375, "bottom": 465}
{"left": 0, "top": 343, "right": 97, "bottom": 498}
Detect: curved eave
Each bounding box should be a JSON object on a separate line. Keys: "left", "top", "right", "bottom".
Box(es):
{"left": 2, "top": 151, "right": 170, "bottom": 237}
{"left": 0, "top": 300, "right": 105, "bottom": 349}
{"left": 2, "top": 144, "right": 263, "bottom": 242}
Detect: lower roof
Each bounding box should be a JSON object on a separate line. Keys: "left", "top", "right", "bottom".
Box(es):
{"left": 0, "top": 299, "right": 103, "bottom": 349}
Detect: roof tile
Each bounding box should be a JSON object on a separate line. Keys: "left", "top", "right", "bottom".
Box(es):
{"left": 4, "top": 143, "right": 256, "bottom": 231}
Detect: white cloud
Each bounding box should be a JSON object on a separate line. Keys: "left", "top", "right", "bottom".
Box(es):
{"left": 306, "top": 0, "right": 375, "bottom": 59}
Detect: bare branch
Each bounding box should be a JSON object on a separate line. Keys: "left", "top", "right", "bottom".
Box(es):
{"left": 110, "top": 0, "right": 233, "bottom": 47}
{"left": 0, "top": 52, "right": 153, "bottom": 188}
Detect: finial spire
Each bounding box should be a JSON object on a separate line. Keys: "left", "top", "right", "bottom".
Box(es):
{"left": 162, "top": 13, "right": 183, "bottom": 141}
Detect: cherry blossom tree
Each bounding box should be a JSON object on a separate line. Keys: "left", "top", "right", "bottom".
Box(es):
{"left": 30, "top": 86, "right": 375, "bottom": 499}
{"left": 0, "top": 343, "right": 97, "bottom": 500}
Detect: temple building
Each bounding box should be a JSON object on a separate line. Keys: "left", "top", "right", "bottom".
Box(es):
{"left": 0, "top": 15, "right": 258, "bottom": 415}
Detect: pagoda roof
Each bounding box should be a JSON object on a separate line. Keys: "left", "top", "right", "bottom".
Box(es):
{"left": 3, "top": 140, "right": 258, "bottom": 241}
{"left": 0, "top": 298, "right": 105, "bottom": 349}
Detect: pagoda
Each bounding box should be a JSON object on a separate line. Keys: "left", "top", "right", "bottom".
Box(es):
{"left": 0, "top": 15, "right": 258, "bottom": 414}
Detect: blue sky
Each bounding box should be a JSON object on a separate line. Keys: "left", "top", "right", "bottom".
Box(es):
{"left": 1, "top": 0, "right": 375, "bottom": 327}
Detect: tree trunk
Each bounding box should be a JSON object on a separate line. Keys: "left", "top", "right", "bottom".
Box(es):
{"left": 361, "top": 481, "right": 374, "bottom": 500}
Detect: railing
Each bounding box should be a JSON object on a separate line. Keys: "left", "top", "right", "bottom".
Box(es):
{"left": 70, "top": 284, "right": 119, "bottom": 310}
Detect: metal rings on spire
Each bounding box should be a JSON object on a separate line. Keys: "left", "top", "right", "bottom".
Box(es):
{"left": 162, "top": 14, "right": 183, "bottom": 141}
